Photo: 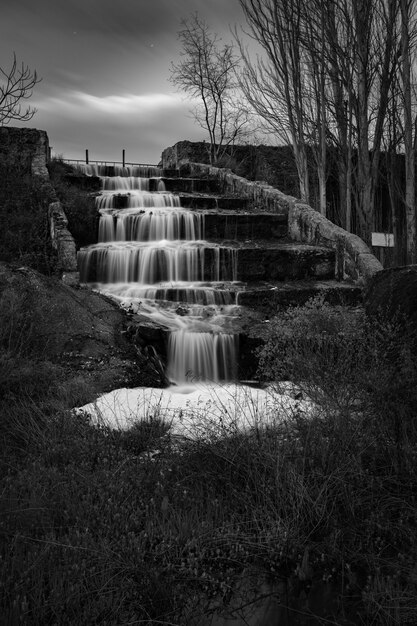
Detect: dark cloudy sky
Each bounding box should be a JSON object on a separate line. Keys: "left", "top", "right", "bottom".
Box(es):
{"left": 2, "top": 0, "right": 246, "bottom": 164}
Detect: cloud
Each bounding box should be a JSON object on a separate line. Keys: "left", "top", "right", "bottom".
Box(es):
{"left": 32, "top": 87, "right": 203, "bottom": 162}
{"left": 38, "top": 89, "right": 191, "bottom": 120}
{"left": 1, "top": 0, "right": 246, "bottom": 162}
{"left": 76, "top": 92, "right": 185, "bottom": 114}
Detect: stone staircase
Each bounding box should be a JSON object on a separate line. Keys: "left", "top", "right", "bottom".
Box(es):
{"left": 150, "top": 169, "right": 362, "bottom": 316}
{"left": 67, "top": 162, "right": 371, "bottom": 382}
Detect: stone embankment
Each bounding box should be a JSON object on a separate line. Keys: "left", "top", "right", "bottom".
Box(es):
{"left": 161, "top": 144, "right": 383, "bottom": 286}
{"left": 0, "top": 127, "right": 79, "bottom": 285}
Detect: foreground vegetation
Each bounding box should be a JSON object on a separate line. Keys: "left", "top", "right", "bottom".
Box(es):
{"left": 1, "top": 294, "right": 417, "bottom": 625}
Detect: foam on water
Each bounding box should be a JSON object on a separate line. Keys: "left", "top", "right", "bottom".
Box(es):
{"left": 76, "top": 382, "right": 313, "bottom": 438}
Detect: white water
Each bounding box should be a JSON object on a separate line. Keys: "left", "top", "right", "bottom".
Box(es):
{"left": 77, "top": 382, "right": 313, "bottom": 439}
{"left": 98, "top": 208, "right": 204, "bottom": 241}
{"left": 76, "top": 163, "right": 163, "bottom": 177}
{"left": 78, "top": 165, "right": 240, "bottom": 384}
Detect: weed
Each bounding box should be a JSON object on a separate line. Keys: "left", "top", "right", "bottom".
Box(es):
{"left": 1, "top": 295, "right": 417, "bottom": 624}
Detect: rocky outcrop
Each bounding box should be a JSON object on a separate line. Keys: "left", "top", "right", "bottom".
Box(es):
{"left": 48, "top": 201, "right": 78, "bottom": 284}
{"left": 0, "top": 263, "right": 165, "bottom": 398}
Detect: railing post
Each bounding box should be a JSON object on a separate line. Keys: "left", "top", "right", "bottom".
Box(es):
{"left": 85, "top": 149, "right": 89, "bottom": 165}
{"left": 122, "top": 149, "right": 125, "bottom": 168}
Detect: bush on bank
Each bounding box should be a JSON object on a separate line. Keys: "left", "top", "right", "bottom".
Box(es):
{"left": 47, "top": 157, "right": 99, "bottom": 249}
{"left": 0, "top": 164, "right": 55, "bottom": 274}
{"left": 1, "top": 295, "right": 417, "bottom": 624}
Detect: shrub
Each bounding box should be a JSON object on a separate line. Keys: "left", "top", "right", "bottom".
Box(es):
{"left": 0, "top": 165, "right": 55, "bottom": 273}
{"left": 1, "top": 294, "right": 417, "bottom": 624}
{"left": 257, "top": 296, "right": 366, "bottom": 409}
{"left": 257, "top": 296, "right": 417, "bottom": 439}
{"left": 47, "top": 157, "right": 98, "bottom": 248}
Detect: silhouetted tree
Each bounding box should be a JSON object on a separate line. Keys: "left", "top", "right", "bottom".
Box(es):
{"left": 170, "top": 13, "right": 250, "bottom": 164}
{"left": 0, "top": 53, "right": 41, "bottom": 125}
{"left": 237, "top": 0, "right": 404, "bottom": 245}
{"left": 400, "top": 0, "right": 416, "bottom": 264}
{"left": 237, "top": 0, "right": 312, "bottom": 203}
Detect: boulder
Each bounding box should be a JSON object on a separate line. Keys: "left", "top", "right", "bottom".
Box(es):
{"left": 364, "top": 265, "right": 417, "bottom": 343}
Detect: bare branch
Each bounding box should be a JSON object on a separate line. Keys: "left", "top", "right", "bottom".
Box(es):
{"left": 0, "top": 53, "right": 41, "bottom": 125}
{"left": 169, "top": 13, "right": 249, "bottom": 163}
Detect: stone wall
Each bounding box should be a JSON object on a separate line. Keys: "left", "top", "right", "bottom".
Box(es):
{"left": 0, "top": 127, "right": 79, "bottom": 283}
{"left": 288, "top": 202, "right": 383, "bottom": 284}
{"left": 179, "top": 161, "right": 295, "bottom": 214}
{"left": 167, "top": 159, "right": 382, "bottom": 285}
{"left": 0, "top": 126, "right": 49, "bottom": 179}
{"left": 161, "top": 140, "right": 210, "bottom": 170}
{"left": 160, "top": 140, "right": 301, "bottom": 198}
{"left": 48, "top": 201, "right": 79, "bottom": 285}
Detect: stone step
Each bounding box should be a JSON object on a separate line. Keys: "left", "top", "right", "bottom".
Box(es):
{"left": 149, "top": 177, "right": 221, "bottom": 194}
{"left": 92, "top": 192, "right": 250, "bottom": 212}
{"left": 160, "top": 168, "right": 181, "bottom": 177}
{"left": 237, "top": 280, "right": 362, "bottom": 315}
{"left": 80, "top": 242, "right": 335, "bottom": 283}
{"left": 63, "top": 169, "right": 183, "bottom": 191}
{"left": 204, "top": 212, "right": 287, "bottom": 240}
{"left": 234, "top": 243, "right": 335, "bottom": 281}
{"left": 179, "top": 194, "right": 250, "bottom": 211}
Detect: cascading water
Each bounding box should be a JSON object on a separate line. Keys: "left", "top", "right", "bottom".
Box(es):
{"left": 77, "top": 164, "right": 240, "bottom": 384}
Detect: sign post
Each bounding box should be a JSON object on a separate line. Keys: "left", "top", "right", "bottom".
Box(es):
{"left": 371, "top": 233, "right": 394, "bottom": 247}
{"left": 371, "top": 232, "right": 395, "bottom": 266}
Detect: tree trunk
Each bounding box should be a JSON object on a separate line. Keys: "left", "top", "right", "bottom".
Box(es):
{"left": 401, "top": 0, "right": 416, "bottom": 264}
{"left": 318, "top": 167, "right": 326, "bottom": 217}
{"left": 293, "top": 142, "right": 310, "bottom": 203}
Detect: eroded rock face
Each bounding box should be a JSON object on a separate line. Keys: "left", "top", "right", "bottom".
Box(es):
{"left": 0, "top": 263, "right": 165, "bottom": 400}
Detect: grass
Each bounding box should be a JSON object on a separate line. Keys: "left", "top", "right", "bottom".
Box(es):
{"left": 1, "top": 295, "right": 417, "bottom": 624}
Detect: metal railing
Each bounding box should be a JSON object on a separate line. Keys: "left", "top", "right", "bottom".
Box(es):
{"left": 62, "top": 158, "right": 160, "bottom": 168}
{"left": 54, "top": 148, "right": 159, "bottom": 169}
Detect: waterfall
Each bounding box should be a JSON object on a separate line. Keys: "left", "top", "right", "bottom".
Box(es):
{"left": 78, "top": 165, "right": 239, "bottom": 383}
{"left": 166, "top": 331, "right": 238, "bottom": 384}
{"left": 97, "top": 208, "right": 204, "bottom": 242}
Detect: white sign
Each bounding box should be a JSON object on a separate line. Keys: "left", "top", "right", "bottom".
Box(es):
{"left": 371, "top": 232, "right": 395, "bottom": 247}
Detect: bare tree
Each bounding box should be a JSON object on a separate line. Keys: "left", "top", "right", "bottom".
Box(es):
{"left": 237, "top": 0, "right": 312, "bottom": 203}
{"left": 238, "top": 0, "right": 403, "bottom": 243}
{"left": 400, "top": 0, "right": 416, "bottom": 264}
{"left": 170, "top": 13, "right": 249, "bottom": 164}
{"left": 300, "top": 0, "right": 330, "bottom": 216}
{"left": 0, "top": 53, "right": 41, "bottom": 126}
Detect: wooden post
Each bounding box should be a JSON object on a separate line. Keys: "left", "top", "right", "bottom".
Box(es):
{"left": 85, "top": 149, "right": 89, "bottom": 165}
{"left": 122, "top": 149, "right": 125, "bottom": 168}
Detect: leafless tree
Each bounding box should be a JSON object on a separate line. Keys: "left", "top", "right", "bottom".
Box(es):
{"left": 170, "top": 13, "right": 250, "bottom": 164}
{"left": 0, "top": 53, "right": 41, "bottom": 125}
{"left": 237, "top": 0, "right": 403, "bottom": 244}
{"left": 400, "top": 0, "right": 416, "bottom": 264}
{"left": 237, "top": 0, "right": 312, "bottom": 203}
